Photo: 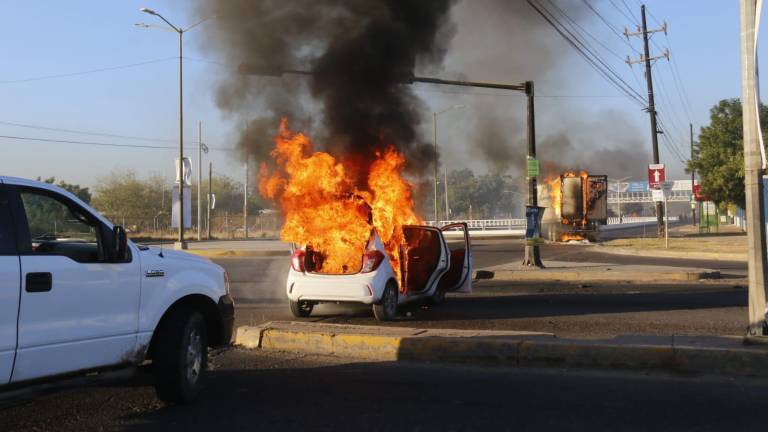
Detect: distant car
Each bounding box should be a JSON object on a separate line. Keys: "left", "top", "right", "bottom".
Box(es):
{"left": 286, "top": 223, "right": 472, "bottom": 321}
{"left": 0, "top": 177, "right": 234, "bottom": 404}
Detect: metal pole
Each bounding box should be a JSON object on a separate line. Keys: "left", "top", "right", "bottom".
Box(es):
{"left": 244, "top": 159, "right": 249, "bottom": 239}
{"left": 197, "top": 121, "right": 202, "bottom": 241}
{"left": 640, "top": 5, "right": 665, "bottom": 239}
{"left": 664, "top": 194, "right": 669, "bottom": 249}
{"left": 208, "top": 162, "right": 212, "bottom": 240}
{"left": 740, "top": 0, "right": 768, "bottom": 337}
{"left": 433, "top": 111, "right": 439, "bottom": 225}
{"left": 690, "top": 122, "right": 696, "bottom": 226}
{"left": 444, "top": 166, "right": 450, "bottom": 221}
{"left": 522, "top": 81, "right": 543, "bottom": 267}
{"left": 176, "top": 29, "right": 186, "bottom": 249}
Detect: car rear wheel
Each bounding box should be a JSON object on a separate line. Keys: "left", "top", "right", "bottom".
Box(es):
{"left": 373, "top": 282, "right": 398, "bottom": 321}
{"left": 289, "top": 300, "right": 314, "bottom": 318}
{"left": 152, "top": 308, "right": 208, "bottom": 405}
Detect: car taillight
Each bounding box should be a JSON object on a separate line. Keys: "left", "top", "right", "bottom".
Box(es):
{"left": 361, "top": 250, "right": 385, "bottom": 273}
{"left": 291, "top": 250, "right": 306, "bottom": 272}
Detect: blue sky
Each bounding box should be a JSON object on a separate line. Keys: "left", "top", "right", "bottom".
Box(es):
{"left": 0, "top": 1, "right": 761, "bottom": 189}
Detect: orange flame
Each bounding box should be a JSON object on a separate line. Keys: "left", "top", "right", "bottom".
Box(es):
{"left": 559, "top": 233, "right": 586, "bottom": 242}
{"left": 260, "top": 119, "right": 421, "bottom": 278}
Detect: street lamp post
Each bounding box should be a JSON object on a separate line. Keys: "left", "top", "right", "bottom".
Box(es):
{"left": 433, "top": 105, "right": 464, "bottom": 225}
{"left": 139, "top": 7, "right": 210, "bottom": 249}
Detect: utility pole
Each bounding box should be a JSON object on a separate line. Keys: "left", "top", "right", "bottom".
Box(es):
{"left": 625, "top": 5, "right": 669, "bottom": 239}
{"left": 197, "top": 121, "right": 202, "bottom": 241}
{"left": 522, "top": 81, "right": 543, "bottom": 268}
{"left": 444, "top": 166, "right": 450, "bottom": 221}
{"left": 690, "top": 123, "right": 696, "bottom": 226}
{"left": 433, "top": 111, "right": 439, "bottom": 225}
{"left": 740, "top": 0, "right": 767, "bottom": 338}
{"left": 244, "top": 158, "right": 249, "bottom": 240}
{"left": 208, "top": 162, "right": 212, "bottom": 240}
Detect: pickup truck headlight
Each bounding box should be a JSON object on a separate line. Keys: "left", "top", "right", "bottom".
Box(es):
{"left": 223, "top": 271, "right": 231, "bottom": 295}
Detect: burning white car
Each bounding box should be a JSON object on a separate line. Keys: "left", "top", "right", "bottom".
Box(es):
{"left": 286, "top": 223, "right": 471, "bottom": 321}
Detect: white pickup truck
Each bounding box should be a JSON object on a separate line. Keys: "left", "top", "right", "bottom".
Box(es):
{"left": 0, "top": 177, "right": 234, "bottom": 404}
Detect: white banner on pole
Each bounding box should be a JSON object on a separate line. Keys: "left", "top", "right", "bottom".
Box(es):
{"left": 175, "top": 157, "right": 193, "bottom": 186}
{"left": 171, "top": 186, "right": 192, "bottom": 228}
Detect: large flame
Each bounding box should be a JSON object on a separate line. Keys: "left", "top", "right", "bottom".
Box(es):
{"left": 260, "top": 119, "right": 421, "bottom": 278}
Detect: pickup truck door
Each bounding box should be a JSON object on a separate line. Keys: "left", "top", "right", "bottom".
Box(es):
{"left": 8, "top": 186, "right": 141, "bottom": 383}
{"left": 0, "top": 185, "right": 20, "bottom": 385}
{"left": 438, "top": 223, "right": 472, "bottom": 293}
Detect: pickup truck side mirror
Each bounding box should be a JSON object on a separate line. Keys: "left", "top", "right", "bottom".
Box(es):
{"left": 113, "top": 225, "right": 128, "bottom": 262}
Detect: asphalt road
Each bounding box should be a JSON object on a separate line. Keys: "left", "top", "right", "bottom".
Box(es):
{"left": 3, "top": 349, "right": 767, "bottom": 431}
{"left": 216, "top": 236, "right": 749, "bottom": 338}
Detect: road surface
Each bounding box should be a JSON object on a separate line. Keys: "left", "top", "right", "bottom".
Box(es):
{"left": 215, "top": 237, "right": 748, "bottom": 338}
{"left": 2, "top": 349, "right": 766, "bottom": 431}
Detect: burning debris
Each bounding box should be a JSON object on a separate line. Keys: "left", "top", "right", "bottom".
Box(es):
{"left": 259, "top": 119, "right": 421, "bottom": 277}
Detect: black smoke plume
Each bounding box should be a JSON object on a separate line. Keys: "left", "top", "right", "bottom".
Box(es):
{"left": 196, "top": 0, "right": 457, "bottom": 184}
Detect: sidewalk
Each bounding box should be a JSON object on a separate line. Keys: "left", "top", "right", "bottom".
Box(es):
{"left": 476, "top": 260, "right": 722, "bottom": 282}
{"left": 236, "top": 321, "right": 768, "bottom": 378}
{"left": 597, "top": 224, "right": 747, "bottom": 262}
{"left": 185, "top": 239, "right": 290, "bottom": 257}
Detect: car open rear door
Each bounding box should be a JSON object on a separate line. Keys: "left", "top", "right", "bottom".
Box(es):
{"left": 401, "top": 226, "right": 448, "bottom": 294}
{"left": 438, "top": 223, "right": 472, "bottom": 293}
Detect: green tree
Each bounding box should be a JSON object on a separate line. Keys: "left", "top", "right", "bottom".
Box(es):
{"left": 37, "top": 177, "right": 92, "bottom": 204}
{"left": 688, "top": 98, "right": 768, "bottom": 208}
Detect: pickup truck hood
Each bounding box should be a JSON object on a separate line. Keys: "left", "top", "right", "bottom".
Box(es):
{"left": 139, "top": 246, "right": 216, "bottom": 267}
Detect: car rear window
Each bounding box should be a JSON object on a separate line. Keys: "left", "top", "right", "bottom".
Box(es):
{"left": 0, "top": 190, "right": 16, "bottom": 254}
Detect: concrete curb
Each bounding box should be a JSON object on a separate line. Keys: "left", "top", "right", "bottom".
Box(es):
{"left": 477, "top": 268, "right": 720, "bottom": 282}
{"left": 186, "top": 249, "right": 288, "bottom": 258}
{"left": 236, "top": 322, "right": 768, "bottom": 377}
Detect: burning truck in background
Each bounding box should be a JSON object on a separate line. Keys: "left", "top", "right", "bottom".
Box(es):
{"left": 540, "top": 171, "right": 608, "bottom": 242}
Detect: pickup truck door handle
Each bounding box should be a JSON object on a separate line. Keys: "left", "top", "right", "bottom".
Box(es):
{"left": 145, "top": 270, "right": 165, "bottom": 278}
{"left": 26, "top": 272, "right": 52, "bottom": 293}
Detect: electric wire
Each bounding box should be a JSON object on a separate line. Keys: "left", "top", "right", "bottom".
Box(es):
{"left": 0, "top": 120, "right": 176, "bottom": 144}
{"left": 527, "top": 0, "right": 647, "bottom": 108}
{"left": 0, "top": 57, "right": 177, "bottom": 85}
{"left": 0, "top": 134, "right": 232, "bottom": 152}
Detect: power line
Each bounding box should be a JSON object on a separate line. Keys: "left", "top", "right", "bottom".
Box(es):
{"left": 527, "top": 0, "right": 647, "bottom": 107}
{"left": 0, "top": 120, "right": 175, "bottom": 143}
{"left": 0, "top": 134, "right": 233, "bottom": 151}
{"left": 540, "top": 0, "right": 647, "bottom": 104}
{"left": 0, "top": 57, "right": 177, "bottom": 85}
{"left": 580, "top": 0, "right": 640, "bottom": 53}
{"left": 608, "top": 0, "right": 638, "bottom": 25}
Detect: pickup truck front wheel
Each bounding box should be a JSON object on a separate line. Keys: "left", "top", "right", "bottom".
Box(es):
{"left": 152, "top": 308, "right": 208, "bottom": 404}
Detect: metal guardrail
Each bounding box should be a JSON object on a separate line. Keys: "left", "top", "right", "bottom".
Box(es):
{"left": 606, "top": 216, "right": 679, "bottom": 224}
{"left": 608, "top": 190, "right": 692, "bottom": 204}
{"left": 427, "top": 217, "right": 679, "bottom": 230}
{"left": 426, "top": 219, "right": 526, "bottom": 230}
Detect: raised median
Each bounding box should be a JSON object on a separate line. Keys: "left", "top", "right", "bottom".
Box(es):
{"left": 237, "top": 321, "right": 768, "bottom": 378}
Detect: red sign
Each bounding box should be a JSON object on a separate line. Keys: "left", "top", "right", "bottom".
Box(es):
{"left": 693, "top": 184, "right": 709, "bottom": 202}
{"left": 648, "top": 164, "right": 665, "bottom": 188}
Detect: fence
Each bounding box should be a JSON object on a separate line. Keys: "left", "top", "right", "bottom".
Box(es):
{"left": 605, "top": 216, "right": 679, "bottom": 225}
{"left": 116, "top": 212, "right": 282, "bottom": 240}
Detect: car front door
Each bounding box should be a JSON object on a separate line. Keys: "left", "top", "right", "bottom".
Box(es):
{"left": 8, "top": 186, "right": 141, "bottom": 382}
{"left": 438, "top": 223, "right": 472, "bottom": 293}
{"left": 0, "top": 185, "right": 20, "bottom": 385}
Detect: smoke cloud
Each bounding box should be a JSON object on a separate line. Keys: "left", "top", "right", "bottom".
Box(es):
{"left": 196, "top": 0, "right": 457, "bottom": 185}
